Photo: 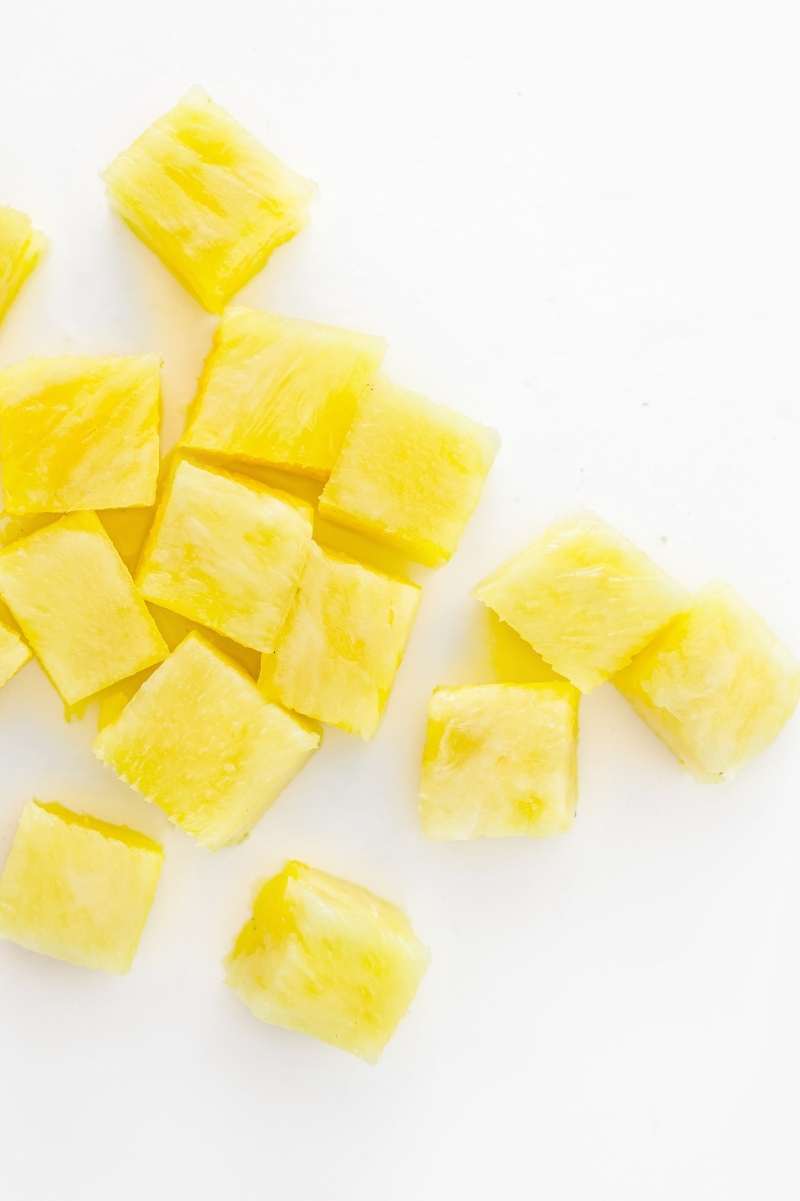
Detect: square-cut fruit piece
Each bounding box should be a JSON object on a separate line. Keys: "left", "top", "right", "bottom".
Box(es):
{"left": 0, "top": 207, "right": 45, "bottom": 324}
{"left": 104, "top": 88, "right": 313, "bottom": 313}
{"left": 419, "top": 682, "right": 579, "bottom": 839}
{"left": 0, "top": 617, "right": 30, "bottom": 690}
{"left": 94, "top": 632, "right": 319, "bottom": 849}
{"left": 475, "top": 513, "right": 687, "bottom": 692}
{"left": 271, "top": 542, "right": 420, "bottom": 738}
{"left": 615, "top": 583, "right": 800, "bottom": 780}
{"left": 319, "top": 378, "right": 498, "bottom": 567}
{"left": 226, "top": 860, "right": 429, "bottom": 1062}
{"left": 182, "top": 307, "right": 385, "bottom": 477}
{"left": 0, "top": 512, "right": 167, "bottom": 704}
{"left": 137, "top": 458, "right": 313, "bottom": 652}
{"left": 0, "top": 800, "right": 162, "bottom": 974}
{"left": 0, "top": 355, "right": 160, "bottom": 514}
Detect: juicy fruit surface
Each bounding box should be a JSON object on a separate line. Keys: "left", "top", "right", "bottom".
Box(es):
{"left": 0, "top": 512, "right": 167, "bottom": 704}
{"left": 615, "top": 584, "right": 800, "bottom": 779}
{"left": 137, "top": 458, "right": 313, "bottom": 652}
{"left": 0, "top": 800, "right": 162, "bottom": 974}
{"left": 420, "top": 683, "right": 579, "bottom": 839}
{"left": 0, "top": 355, "right": 160, "bottom": 514}
{"left": 0, "top": 617, "right": 31, "bottom": 690}
{"left": 182, "top": 308, "right": 385, "bottom": 477}
{"left": 319, "top": 378, "right": 498, "bottom": 566}
{"left": 103, "top": 89, "right": 313, "bottom": 313}
{"left": 0, "top": 206, "right": 44, "bottom": 323}
{"left": 475, "top": 513, "right": 687, "bottom": 692}
{"left": 271, "top": 542, "right": 420, "bottom": 738}
{"left": 226, "top": 861, "right": 429, "bottom": 1062}
{"left": 94, "top": 633, "right": 319, "bottom": 849}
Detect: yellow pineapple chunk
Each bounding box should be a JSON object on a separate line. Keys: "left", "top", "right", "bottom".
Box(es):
{"left": 94, "top": 633, "right": 319, "bottom": 849}
{"left": 271, "top": 542, "right": 420, "bottom": 738}
{"left": 615, "top": 584, "right": 800, "bottom": 780}
{"left": 0, "top": 512, "right": 167, "bottom": 704}
{"left": 0, "top": 800, "right": 162, "bottom": 974}
{"left": 0, "top": 206, "right": 45, "bottom": 324}
{"left": 226, "top": 860, "right": 429, "bottom": 1062}
{"left": 420, "top": 682, "right": 579, "bottom": 839}
{"left": 103, "top": 89, "right": 313, "bottom": 313}
{"left": 182, "top": 307, "right": 385, "bottom": 477}
{"left": 0, "top": 355, "right": 160, "bottom": 514}
{"left": 137, "top": 458, "right": 313, "bottom": 652}
{"left": 475, "top": 513, "right": 687, "bottom": 692}
{"left": 319, "top": 378, "right": 499, "bottom": 566}
{"left": 0, "top": 617, "right": 30, "bottom": 690}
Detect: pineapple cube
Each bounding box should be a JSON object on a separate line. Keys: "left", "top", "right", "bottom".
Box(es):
{"left": 137, "top": 458, "right": 313, "bottom": 652}
{"left": 419, "top": 683, "right": 579, "bottom": 839}
{"left": 319, "top": 378, "right": 499, "bottom": 566}
{"left": 0, "top": 617, "right": 31, "bottom": 690}
{"left": 226, "top": 860, "right": 429, "bottom": 1062}
{"left": 0, "top": 512, "right": 167, "bottom": 704}
{"left": 103, "top": 88, "right": 313, "bottom": 313}
{"left": 271, "top": 542, "right": 420, "bottom": 738}
{"left": 475, "top": 513, "right": 687, "bottom": 692}
{"left": 615, "top": 584, "right": 800, "bottom": 780}
{"left": 0, "top": 355, "right": 160, "bottom": 514}
{"left": 0, "top": 206, "right": 45, "bottom": 323}
{"left": 181, "top": 308, "right": 385, "bottom": 478}
{"left": 0, "top": 800, "right": 162, "bottom": 974}
{"left": 94, "top": 633, "right": 319, "bottom": 849}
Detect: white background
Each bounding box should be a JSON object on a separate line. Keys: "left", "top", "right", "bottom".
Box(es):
{"left": 1, "top": 2, "right": 799, "bottom": 1198}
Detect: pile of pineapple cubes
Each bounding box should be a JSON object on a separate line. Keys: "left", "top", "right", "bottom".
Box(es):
{"left": 0, "top": 87, "right": 798, "bottom": 1063}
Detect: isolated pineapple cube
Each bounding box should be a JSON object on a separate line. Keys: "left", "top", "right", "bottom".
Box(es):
{"left": 0, "top": 512, "right": 167, "bottom": 704}
{"left": 0, "top": 800, "right": 162, "bottom": 974}
{"left": 271, "top": 542, "right": 420, "bottom": 738}
{"left": 0, "top": 355, "right": 160, "bottom": 514}
{"left": 104, "top": 89, "right": 313, "bottom": 313}
{"left": 319, "top": 378, "right": 498, "bottom": 567}
{"left": 0, "top": 617, "right": 30, "bottom": 690}
{"left": 0, "top": 206, "right": 45, "bottom": 324}
{"left": 420, "top": 682, "right": 579, "bottom": 839}
{"left": 94, "top": 633, "right": 319, "bottom": 849}
{"left": 226, "top": 860, "right": 429, "bottom": 1062}
{"left": 182, "top": 308, "right": 385, "bottom": 477}
{"left": 615, "top": 584, "right": 800, "bottom": 780}
{"left": 475, "top": 513, "right": 687, "bottom": 692}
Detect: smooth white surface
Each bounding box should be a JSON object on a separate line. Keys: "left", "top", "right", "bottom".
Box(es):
{"left": 1, "top": 3, "right": 799, "bottom": 1198}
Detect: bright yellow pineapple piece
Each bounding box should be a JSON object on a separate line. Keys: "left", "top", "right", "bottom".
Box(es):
{"left": 475, "top": 513, "right": 687, "bottom": 692}
{"left": 0, "top": 512, "right": 167, "bottom": 704}
{"left": 103, "top": 88, "right": 313, "bottom": 313}
{"left": 0, "top": 800, "right": 162, "bottom": 974}
{"left": 270, "top": 541, "right": 420, "bottom": 738}
{"left": 226, "top": 860, "right": 429, "bottom": 1062}
{"left": 0, "top": 617, "right": 30, "bottom": 690}
{"left": 319, "top": 378, "right": 498, "bottom": 567}
{"left": 0, "top": 206, "right": 45, "bottom": 324}
{"left": 137, "top": 458, "right": 313, "bottom": 652}
{"left": 182, "top": 307, "right": 385, "bottom": 478}
{"left": 420, "top": 682, "right": 579, "bottom": 839}
{"left": 0, "top": 355, "right": 160, "bottom": 514}
{"left": 615, "top": 584, "right": 800, "bottom": 780}
{"left": 94, "top": 632, "right": 319, "bottom": 849}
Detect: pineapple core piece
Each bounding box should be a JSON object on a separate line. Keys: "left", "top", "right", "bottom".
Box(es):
{"left": 420, "top": 682, "right": 579, "bottom": 839}
{"left": 0, "top": 800, "right": 162, "bottom": 974}
{"left": 0, "top": 355, "right": 160, "bottom": 514}
{"left": 319, "top": 378, "right": 499, "bottom": 567}
{"left": 0, "top": 512, "right": 167, "bottom": 704}
{"left": 0, "top": 617, "right": 31, "bottom": 690}
{"left": 475, "top": 513, "right": 687, "bottom": 692}
{"left": 226, "top": 860, "right": 429, "bottom": 1062}
{"left": 271, "top": 542, "right": 420, "bottom": 738}
{"left": 615, "top": 584, "right": 800, "bottom": 780}
{"left": 0, "top": 206, "right": 45, "bottom": 324}
{"left": 94, "top": 633, "right": 319, "bottom": 849}
{"left": 182, "top": 307, "right": 385, "bottom": 477}
{"left": 103, "top": 88, "right": 313, "bottom": 313}
{"left": 137, "top": 458, "right": 313, "bottom": 653}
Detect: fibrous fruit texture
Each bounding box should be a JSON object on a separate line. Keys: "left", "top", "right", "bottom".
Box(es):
{"left": 0, "top": 206, "right": 44, "bottom": 324}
